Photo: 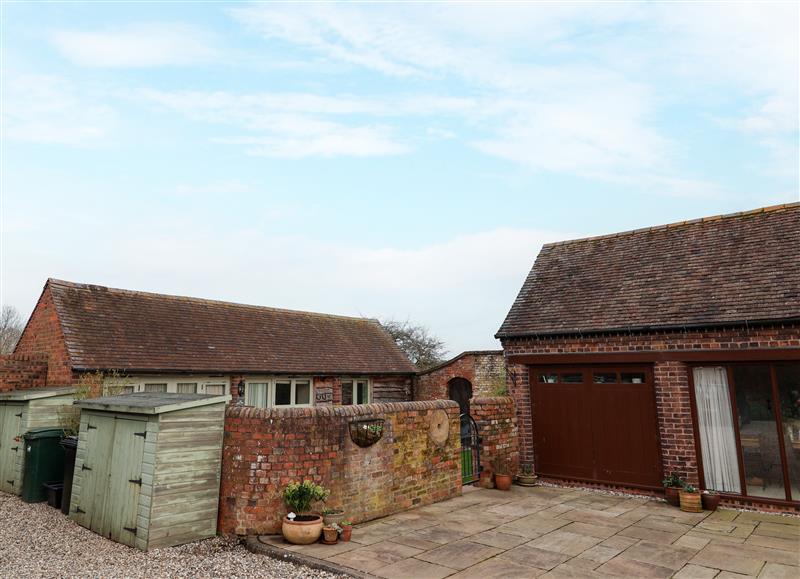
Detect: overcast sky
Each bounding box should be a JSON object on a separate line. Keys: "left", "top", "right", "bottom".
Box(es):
{"left": 2, "top": 1, "right": 798, "bottom": 356}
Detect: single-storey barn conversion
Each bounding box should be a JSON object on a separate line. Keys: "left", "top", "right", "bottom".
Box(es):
{"left": 3, "top": 279, "right": 417, "bottom": 405}
{"left": 498, "top": 203, "right": 800, "bottom": 510}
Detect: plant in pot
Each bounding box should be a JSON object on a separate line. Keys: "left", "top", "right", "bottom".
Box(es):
{"left": 493, "top": 458, "right": 513, "bottom": 491}
{"left": 322, "top": 507, "right": 346, "bottom": 527}
{"left": 340, "top": 520, "right": 353, "bottom": 542}
{"left": 701, "top": 490, "right": 721, "bottom": 511}
{"left": 662, "top": 472, "right": 684, "bottom": 507}
{"left": 516, "top": 463, "right": 537, "bottom": 487}
{"left": 679, "top": 484, "right": 702, "bottom": 513}
{"left": 281, "top": 480, "right": 329, "bottom": 545}
{"left": 322, "top": 523, "right": 341, "bottom": 545}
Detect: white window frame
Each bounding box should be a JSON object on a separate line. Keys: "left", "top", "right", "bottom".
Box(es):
{"left": 102, "top": 375, "right": 230, "bottom": 397}
{"left": 341, "top": 378, "right": 372, "bottom": 405}
{"left": 243, "top": 377, "right": 314, "bottom": 409}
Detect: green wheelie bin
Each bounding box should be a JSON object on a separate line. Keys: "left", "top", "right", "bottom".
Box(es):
{"left": 21, "top": 427, "right": 65, "bottom": 503}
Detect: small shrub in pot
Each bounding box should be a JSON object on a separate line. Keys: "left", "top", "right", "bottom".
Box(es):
{"left": 701, "top": 490, "right": 720, "bottom": 511}
{"left": 322, "top": 507, "right": 345, "bottom": 527}
{"left": 281, "top": 481, "right": 329, "bottom": 544}
{"left": 679, "top": 484, "right": 702, "bottom": 513}
{"left": 517, "top": 463, "right": 537, "bottom": 487}
{"left": 340, "top": 520, "right": 353, "bottom": 542}
{"left": 662, "top": 472, "right": 684, "bottom": 507}
{"left": 493, "top": 458, "right": 513, "bottom": 491}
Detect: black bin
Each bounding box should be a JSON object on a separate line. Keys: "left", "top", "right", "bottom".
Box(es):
{"left": 43, "top": 481, "right": 64, "bottom": 509}
{"left": 60, "top": 436, "right": 78, "bottom": 515}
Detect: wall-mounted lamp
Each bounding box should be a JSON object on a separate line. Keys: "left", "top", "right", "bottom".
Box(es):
{"left": 237, "top": 380, "right": 245, "bottom": 398}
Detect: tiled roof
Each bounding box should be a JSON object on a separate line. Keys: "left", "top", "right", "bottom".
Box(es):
{"left": 47, "top": 280, "right": 417, "bottom": 374}
{"left": 497, "top": 203, "right": 800, "bottom": 338}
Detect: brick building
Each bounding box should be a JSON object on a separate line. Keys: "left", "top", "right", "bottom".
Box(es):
{"left": 4, "top": 279, "right": 417, "bottom": 406}
{"left": 415, "top": 351, "right": 504, "bottom": 415}
{"left": 497, "top": 204, "right": 800, "bottom": 510}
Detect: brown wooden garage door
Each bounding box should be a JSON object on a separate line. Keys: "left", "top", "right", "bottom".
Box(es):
{"left": 531, "top": 366, "right": 662, "bottom": 488}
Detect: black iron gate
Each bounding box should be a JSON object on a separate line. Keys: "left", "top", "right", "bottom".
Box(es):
{"left": 459, "top": 414, "right": 481, "bottom": 484}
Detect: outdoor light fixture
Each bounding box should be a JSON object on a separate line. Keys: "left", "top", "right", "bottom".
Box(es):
{"left": 237, "top": 380, "right": 245, "bottom": 398}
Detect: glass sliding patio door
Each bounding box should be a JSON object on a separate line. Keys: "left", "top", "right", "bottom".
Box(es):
{"left": 693, "top": 362, "right": 800, "bottom": 503}
{"left": 732, "top": 365, "right": 786, "bottom": 500}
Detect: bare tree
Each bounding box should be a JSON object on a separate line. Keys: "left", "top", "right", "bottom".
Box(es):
{"left": 381, "top": 319, "right": 448, "bottom": 371}
{"left": 0, "top": 305, "right": 24, "bottom": 354}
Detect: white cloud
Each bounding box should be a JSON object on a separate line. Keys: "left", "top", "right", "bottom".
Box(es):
{"left": 51, "top": 23, "right": 216, "bottom": 68}
{"left": 2, "top": 73, "right": 116, "bottom": 144}
{"left": 229, "top": 2, "right": 797, "bottom": 192}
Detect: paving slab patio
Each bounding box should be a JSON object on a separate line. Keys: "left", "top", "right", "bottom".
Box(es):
{"left": 255, "top": 485, "right": 800, "bottom": 577}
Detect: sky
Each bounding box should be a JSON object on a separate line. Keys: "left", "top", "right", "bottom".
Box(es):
{"left": 2, "top": 1, "right": 798, "bottom": 356}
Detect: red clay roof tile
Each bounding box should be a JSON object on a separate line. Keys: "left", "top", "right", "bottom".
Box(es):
{"left": 46, "top": 280, "right": 417, "bottom": 374}
{"left": 497, "top": 203, "right": 800, "bottom": 337}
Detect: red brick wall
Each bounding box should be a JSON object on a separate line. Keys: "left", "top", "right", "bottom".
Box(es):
{"left": 0, "top": 354, "right": 49, "bottom": 392}
{"left": 219, "top": 400, "right": 462, "bottom": 535}
{"left": 13, "top": 286, "right": 73, "bottom": 385}
{"left": 472, "top": 396, "right": 519, "bottom": 475}
{"left": 502, "top": 322, "right": 800, "bottom": 489}
{"left": 416, "top": 352, "right": 504, "bottom": 402}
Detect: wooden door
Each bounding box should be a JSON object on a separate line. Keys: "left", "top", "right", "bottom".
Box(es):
{"left": 0, "top": 403, "right": 23, "bottom": 493}
{"left": 106, "top": 418, "right": 146, "bottom": 546}
{"left": 76, "top": 414, "right": 116, "bottom": 533}
{"left": 531, "top": 366, "right": 662, "bottom": 488}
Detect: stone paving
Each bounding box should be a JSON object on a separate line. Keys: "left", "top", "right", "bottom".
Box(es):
{"left": 257, "top": 485, "right": 800, "bottom": 578}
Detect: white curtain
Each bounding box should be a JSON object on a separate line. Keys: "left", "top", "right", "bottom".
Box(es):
{"left": 694, "top": 367, "right": 741, "bottom": 493}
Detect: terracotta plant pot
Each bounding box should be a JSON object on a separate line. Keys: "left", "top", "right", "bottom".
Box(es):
{"left": 282, "top": 515, "right": 323, "bottom": 545}
{"left": 322, "top": 527, "right": 339, "bottom": 545}
{"left": 679, "top": 490, "right": 703, "bottom": 513}
{"left": 495, "top": 473, "right": 513, "bottom": 491}
{"left": 323, "top": 510, "right": 345, "bottom": 527}
{"left": 701, "top": 493, "right": 721, "bottom": 511}
{"left": 479, "top": 470, "right": 495, "bottom": 489}
{"left": 665, "top": 486, "right": 681, "bottom": 507}
{"left": 340, "top": 525, "right": 352, "bottom": 542}
{"left": 516, "top": 474, "right": 538, "bottom": 487}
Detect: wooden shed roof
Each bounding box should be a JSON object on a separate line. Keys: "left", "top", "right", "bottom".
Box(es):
{"left": 76, "top": 392, "right": 230, "bottom": 414}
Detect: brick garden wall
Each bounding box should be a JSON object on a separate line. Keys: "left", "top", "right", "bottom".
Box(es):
{"left": 0, "top": 353, "right": 49, "bottom": 392}
{"left": 13, "top": 286, "right": 73, "bottom": 385}
{"left": 471, "top": 396, "right": 519, "bottom": 476}
{"left": 502, "top": 322, "right": 800, "bottom": 488}
{"left": 218, "top": 400, "right": 462, "bottom": 535}
{"left": 416, "top": 351, "right": 504, "bottom": 402}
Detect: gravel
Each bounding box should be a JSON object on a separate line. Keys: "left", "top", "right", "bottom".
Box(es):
{"left": 0, "top": 493, "right": 345, "bottom": 579}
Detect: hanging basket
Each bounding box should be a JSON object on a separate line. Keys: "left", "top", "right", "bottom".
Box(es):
{"left": 349, "top": 419, "right": 385, "bottom": 447}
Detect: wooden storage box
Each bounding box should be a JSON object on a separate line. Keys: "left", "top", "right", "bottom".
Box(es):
{"left": 0, "top": 387, "right": 77, "bottom": 495}
{"left": 68, "top": 392, "right": 229, "bottom": 550}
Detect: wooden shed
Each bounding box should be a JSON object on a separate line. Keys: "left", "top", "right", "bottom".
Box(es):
{"left": 0, "top": 387, "right": 76, "bottom": 495}
{"left": 69, "top": 392, "right": 229, "bottom": 550}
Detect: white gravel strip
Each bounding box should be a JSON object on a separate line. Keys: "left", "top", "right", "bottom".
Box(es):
{"left": 0, "top": 493, "right": 345, "bottom": 579}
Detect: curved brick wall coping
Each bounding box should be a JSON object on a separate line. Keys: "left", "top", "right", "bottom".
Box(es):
{"left": 225, "top": 399, "right": 458, "bottom": 420}
{"left": 472, "top": 396, "right": 515, "bottom": 405}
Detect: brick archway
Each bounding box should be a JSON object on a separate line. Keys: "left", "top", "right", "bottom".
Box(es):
{"left": 448, "top": 377, "right": 473, "bottom": 416}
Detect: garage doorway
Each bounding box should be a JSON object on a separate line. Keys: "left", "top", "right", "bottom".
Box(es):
{"left": 531, "top": 366, "right": 662, "bottom": 488}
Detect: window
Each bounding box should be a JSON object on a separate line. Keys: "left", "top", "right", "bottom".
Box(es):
{"left": 177, "top": 382, "right": 197, "bottom": 394}
{"left": 243, "top": 378, "right": 314, "bottom": 408}
{"left": 621, "top": 373, "right": 646, "bottom": 384}
{"left": 561, "top": 373, "right": 583, "bottom": 383}
{"left": 342, "top": 379, "right": 370, "bottom": 405}
{"left": 593, "top": 372, "right": 617, "bottom": 384}
{"left": 144, "top": 383, "right": 167, "bottom": 393}
{"left": 203, "top": 383, "right": 226, "bottom": 396}
{"left": 539, "top": 374, "right": 558, "bottom": 384}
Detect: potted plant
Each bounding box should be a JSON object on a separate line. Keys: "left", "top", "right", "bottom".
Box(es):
{"left": 340, "top": 520, "right": 353, "bottom": 542}
{"left": 517, "top": 463, "right": 537, "bottom": 487}
{"left": 493, "top": 458, "right": 513, "bottom": 491}
{"left": 322, "top": 524, "right": 341, "bottom": 545}
{"left": 662, "top": 472, "right": 684, "bottom": 507}
{"left": 322, "top": 507, "right": 346, "bottom": 527}
{"left": 679, "top": 484, "right": 702, "bottom": 513}
{"left": 281, "top": 480, "right": 329, "bottom": 545}
{"left": 701, "top": 490, "right": 721, "bottom": 511}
